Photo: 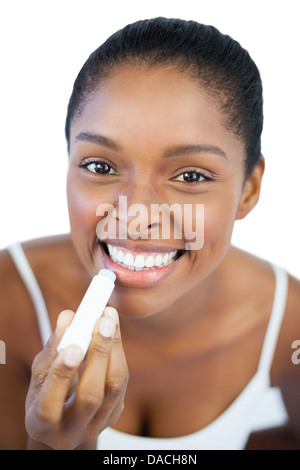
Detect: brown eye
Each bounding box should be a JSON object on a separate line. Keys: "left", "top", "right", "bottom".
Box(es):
{"left": 175, "top": 170, "right": 206, "bottom": 183}
{"left": 80, "top": 160, "right": 117, "bottom": 175}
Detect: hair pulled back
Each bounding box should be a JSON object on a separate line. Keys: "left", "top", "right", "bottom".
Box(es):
{"left": 65, "top": 17, "right": 263, "bottom": 178}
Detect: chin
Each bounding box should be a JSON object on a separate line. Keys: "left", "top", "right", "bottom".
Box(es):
{"left": 108, "top": 287, "right": 173, "bottom": 319}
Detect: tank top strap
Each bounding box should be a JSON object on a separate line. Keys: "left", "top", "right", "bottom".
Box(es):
{"left": 257, "top": 263, "right": 289, "bottom": 379}
{"left": 7, "top": 242, "right": 289, "bottom": 375}
{"left": 7, "top": 242, "right": 52, "bottom": 346}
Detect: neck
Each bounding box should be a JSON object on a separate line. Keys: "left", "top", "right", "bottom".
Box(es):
{"left": 119, "top": 270, "right": 218, "bottom": 340}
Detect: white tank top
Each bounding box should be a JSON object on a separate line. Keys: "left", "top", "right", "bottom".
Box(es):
{"left": 8, "top": 242, "right": 289, "bottom": 450}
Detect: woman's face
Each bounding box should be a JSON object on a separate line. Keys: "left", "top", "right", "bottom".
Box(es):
{"left": 67, "top": 65, "right": 261, "bottom": 317}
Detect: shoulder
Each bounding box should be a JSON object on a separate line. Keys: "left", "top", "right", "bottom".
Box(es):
{"left": 20, "top": 234, "right": 90, "bottom": 317}
{"left": 0, "top": 243, "right": 43, "bottom": 449}
{"left": 224, "top": 246, "right": 300, "bottom": 381}
{"left": 285, "top": 272, "right": 300, "bottom": 330}
{"left": 0, "top": 233, "right": 77, "bottom": 294}
{"left": 0, "top": 234, "right": 87, "bottom": 449}
{"left": 0, "top": 246, "right": 37, "bottom": 357}
{"left": 236, "top": 247, "right": 300, "bottom": 381}
{"left": 0, "top": 234, "right": 85, "bottom": 364}
{"left": 272, "top": 270, "right": 300, "bottom": 381}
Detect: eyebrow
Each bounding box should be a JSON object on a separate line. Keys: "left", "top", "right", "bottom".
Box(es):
{"left": 75, "top": 132, "right": 227, "bottom": 160}
{"left": 75, "top": 132, "right": 121, "bottom": 151}
{"left": 163, "top": 144, "right": 227, "bottom": 160}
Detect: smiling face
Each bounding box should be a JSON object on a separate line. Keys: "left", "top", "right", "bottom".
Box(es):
{"left": 67, "top": 65, "right": 263, "bottom": 318}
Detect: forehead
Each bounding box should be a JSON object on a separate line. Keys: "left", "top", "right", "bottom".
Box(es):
{"left": 70, "top": 65, "right": 242, "bottom": 158}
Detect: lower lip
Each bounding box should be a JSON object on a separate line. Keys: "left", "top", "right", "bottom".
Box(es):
{"left": 99, "top": 243, "right": 185, "bottom": 287}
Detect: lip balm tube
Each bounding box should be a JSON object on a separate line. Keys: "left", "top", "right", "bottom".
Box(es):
{"left": 57, "top": 269, "right": 116, "bottom": 357}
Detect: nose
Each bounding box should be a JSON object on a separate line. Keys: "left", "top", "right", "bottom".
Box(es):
{"left": 117, "top": 182, "right": 161, "bottom": 239}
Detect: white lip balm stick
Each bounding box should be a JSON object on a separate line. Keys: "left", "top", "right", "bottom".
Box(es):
{"left": 57, "top": 268, "right": 116, "bottom": 357}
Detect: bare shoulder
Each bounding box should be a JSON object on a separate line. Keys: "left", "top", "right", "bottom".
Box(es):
{"left": 225, "top": 246, "right": 300, "bottom": 382}
{"left": 0, "top": 234, "right": 87, "bottom": 364}
{"left": 0, "top": 244, "right": 40, "bottom": 361}
{"left": 21, "top": 234, "right": 90, "bottom": 319}
{"left": 0, "top": 234, "right": 87, "bottom": 449}
{"left": 273, "top": 270, "right": 300, "bottom": 380}
{"left": 285, "top": 272, "right": 300, "bottom": 332}
{"left": 265, "top": 262, "right": 300, "bottom": 444}
{"left": 0, "top": 242, "right": 42, "bottom": 449}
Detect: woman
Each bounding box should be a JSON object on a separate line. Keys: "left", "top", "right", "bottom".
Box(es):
{"left": 0, "top": 17, "right": 299, "bottom": 450}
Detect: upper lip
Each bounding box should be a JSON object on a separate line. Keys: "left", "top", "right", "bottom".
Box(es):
{"left": 100, "top": 239, "right": 185, "bottom": 254}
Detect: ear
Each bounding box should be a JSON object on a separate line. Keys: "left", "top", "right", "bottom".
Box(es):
{"left": 236, "top": 155, "right": 265, "bottom": 220}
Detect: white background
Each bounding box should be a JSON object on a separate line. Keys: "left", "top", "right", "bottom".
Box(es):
{"left": 0, "top": 0, "right": 299, "bottom": 278}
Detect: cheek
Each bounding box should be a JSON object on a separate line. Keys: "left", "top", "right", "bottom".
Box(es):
{"left": 188, "top": 187, "right": 240, "bottom": 270}
{"left": 206, "top": 201, "right": 236, "bottom": 241}
{"left": 66, "top": 174, "right": 101, "bottom": 246}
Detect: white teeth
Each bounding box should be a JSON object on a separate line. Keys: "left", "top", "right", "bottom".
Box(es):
{"left": 162, "top": 253, "right": 169, "bottom": 266}
{"left": 112, "top": 246, "right": 118, "bottom": 259}
{"left": 123, "top": 252, "right": 134, "bottom": 266}
{"left": 145, "top": 255, "right": 154, "bottom": 268}
{"left": 105, "top": 244, "right": 179, "bottom": 270}
{"left": 116, "top": 250, "right": 124, "bottom": 263}
{"left": 134, "top": 254, "right": 145, "bottom": 268}
{"left": 154, "top": 254, "right": 163, "bottom": 267}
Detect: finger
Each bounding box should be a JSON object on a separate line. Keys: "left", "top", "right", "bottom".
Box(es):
{"left": 71, "top": 307, "right": 117, "bottom": 421}
{"left": 88, "top": 388, "right": 126, "bottom": 438}
{"left": 105, "top": 311, "right": 129, "bottom": 403}
{"left": 33, "top": 343, "right": 84, "bottom": 425}
{"left": 27, "top": 310, "right": 76, "bottom": 403}
{"left": 91, "top": 310, "right": 128, "bottom": 427}
{"left": 55, "top": 310, "right": 76, "bottom": 336}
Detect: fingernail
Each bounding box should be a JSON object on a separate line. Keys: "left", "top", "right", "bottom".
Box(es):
{"left": 104, "top": 307, "right": 118, "bottom": 324}
{"left": 99, "top": 316, "right": 115, "bottom": 337}
{"left": 63, "top": 346, "right": 84, "bottom": 367}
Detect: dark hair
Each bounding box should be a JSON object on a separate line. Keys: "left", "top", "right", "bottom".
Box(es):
{"left": 65, "top": 17, "right": 263, "bottom": 178}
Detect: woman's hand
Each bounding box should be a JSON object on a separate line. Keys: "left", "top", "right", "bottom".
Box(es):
{"left": 25, "top": 307, "right": 129, "bottom": 450}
